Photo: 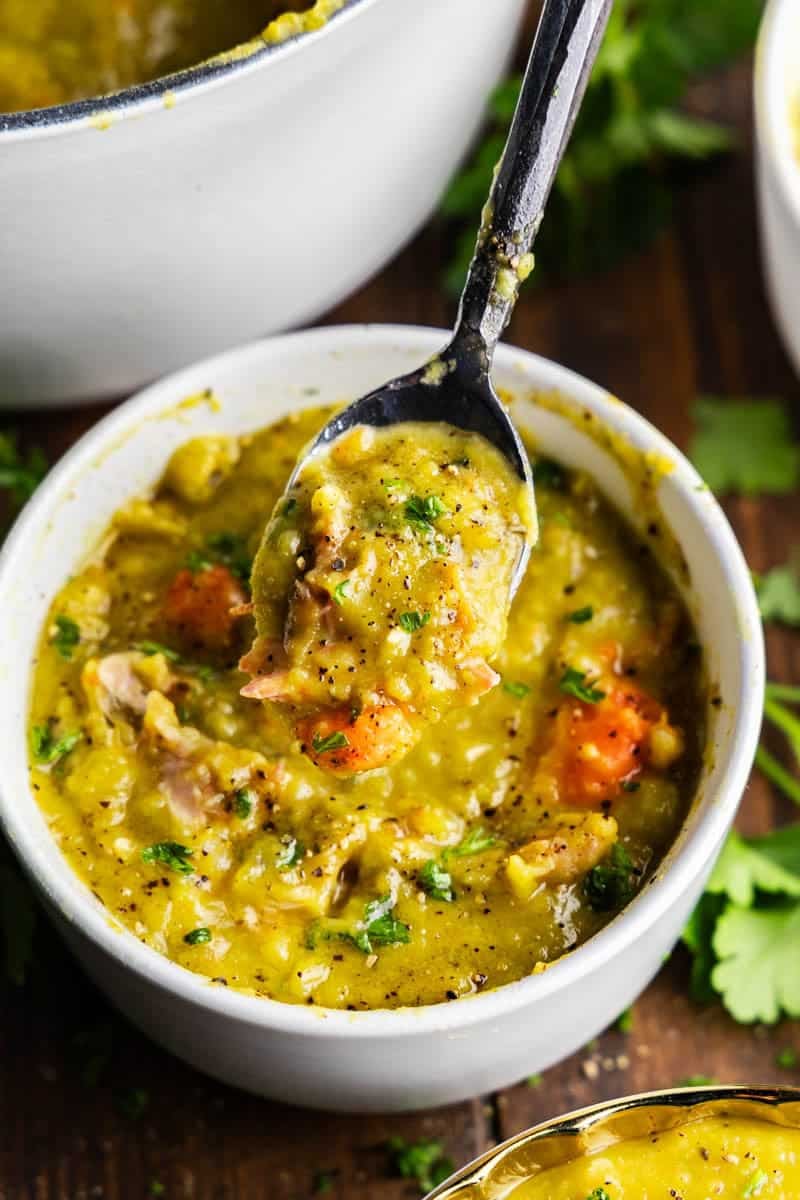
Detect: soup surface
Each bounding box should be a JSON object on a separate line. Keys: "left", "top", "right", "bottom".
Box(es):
{"left": 512, "top": 1116, "right": 800, "bottom": 1199}
{"left": 0, "top": 0, "right": 321, "bottom": 113}
{"left": 29, "top": 405, "right": 704, "bottom": 1009}
{"left": 244, "top": 421, "right": 534, "bottom": 772}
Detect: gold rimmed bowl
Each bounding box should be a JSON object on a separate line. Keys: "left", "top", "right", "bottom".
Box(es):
{"left": 428, "top": 1087, "right": 800, "bottom": 1198}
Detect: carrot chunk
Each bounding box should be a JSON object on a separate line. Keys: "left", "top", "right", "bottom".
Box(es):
{"left": 163, "top": 565, "right": 247, "bottom": 651}
{"left": 298, "top": 703, "right": 416, "bottom": 775}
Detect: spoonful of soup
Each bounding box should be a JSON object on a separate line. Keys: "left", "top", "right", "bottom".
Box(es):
{"left": 242, "top": 0, "right": 612, "bottom": 773}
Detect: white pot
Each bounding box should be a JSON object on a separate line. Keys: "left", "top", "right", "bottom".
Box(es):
{"left": 755, "top": 0, "right": 800, "bottom": 377}
{"left": 0, "top": 0, "right": 526, "bottom": 407}
{"left": 0, "top": 325, "right": 763, "bottom": 1112}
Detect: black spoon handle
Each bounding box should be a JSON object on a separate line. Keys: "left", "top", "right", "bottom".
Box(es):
{"left": 452, "top": 0, "right": 611, "bottom": 363}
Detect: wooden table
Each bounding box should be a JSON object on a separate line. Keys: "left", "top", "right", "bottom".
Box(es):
{"left": 4, "top": 9, "right": 800, "bottom": 1198}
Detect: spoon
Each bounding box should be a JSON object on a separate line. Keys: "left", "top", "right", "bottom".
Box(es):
{"left": 289, "top": 0, "right": 612, "bottom": 595}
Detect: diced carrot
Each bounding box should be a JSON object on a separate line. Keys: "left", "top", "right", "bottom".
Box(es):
{"left": 163, "top": 565, "right": 247, "bottom": 651}
{"left": 555, "top": 685, "right": 662, "bottom": 806}
{"left": 297, "top": 702, "right": 416, "bottom": 775}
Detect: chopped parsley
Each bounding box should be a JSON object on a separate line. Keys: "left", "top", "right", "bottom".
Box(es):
{"left": 405, "top": 494, "right": 447, "bottom": 532}
{"left": 399, "top": 610, "right": 430, "bottom": 633}
{"left": 742, "top": 1169, "right": 769, "bottom": 1197}
{"left": 135, "top": 640, "right": 182, "bottom": 662}
{"left": 503, "top": 679, "right": 531, "bottom": 698}
{"left": 332, "top": 579, "right": 350, "bottom": 605}
{"left": 559, "top": 667, "right": 606, "bottom": 704}
{"left": 141, "top": 842, "right": 194, "bottom": 876}
{"left": 568, "top": 605, "right": 594, "bottom": 624}
{"left": 310, "top": 895, "right": 411, "bottom": 956}
{"left": 447, "top": 827, "right": 496, "bottom": 858}
{"left": 183, "top": 927, "right": 212, "bottom": 946}
{"left": 51, "top": 614, "right": 81, "bottom": 659}
{"left": 387, "top": 1136, "right": 454, "bottom": 1195}
{"left": 311, "top": 730, "right": 349, "bottom": 755}
{"left": 585, "top": 1191, "right": 612, "bottom": 1200}
{"left": 584, "top": 844, "right": 636, "bottom": 912}
{"left": 276, "top": 835, "right": 304, "bottom": 871}
{"left": 689, "top": 397, "right": 800, "bottom": 496}
{"left": 418, "top": 860, "right": 454, "bottom": 902}
{"left": 233, "top": 788, "right": 254, "bottom": 819}
{"left": 30, "top": 725, "right": 81, "bottom": 765}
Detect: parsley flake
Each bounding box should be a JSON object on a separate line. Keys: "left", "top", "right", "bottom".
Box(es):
{"left": 276, "top": 835, "right": 305, "bottom": 871}
{"left": 584, "top": 844, "right": 636, "bottom": 912}
{"left": 568, "top": 605, "right": 594, "bottom": 624}
{"left": 135, "top": 640, "right": 182, "bottom": 662}
{"left": 31, "top": 725, "right": 81, "bottom": 765}
{"left": 418, "top": 860, "right": 454, "bottom": 902}
{"left": 183, "top": 927, "right": 212, "bottom": 946}
{"left": 503, "top": 679, "right": 531, "bottom": 698}
{"left": 233, "top": 788, "right": 254, "bottom": 818}
{"left": 388, "top": 1137, "right": 454, "bottom": 1195}
{"left": 399, "top": 610, "right": 430, "bottom": 633}
{"left": 405, "top": 494, "right": 447, "bottom": 532}
{"left": 51, "top": 614, "right": 81, "bottom": 659}
{"left": 559, "top": 667, "right": 606, "bottom": 704}
{"left": 141, "top": 842, "right": 194, "bottom": 876}
{"left": 332, "top": 578, "right": 350, "bottom": 605}
{"left": 311, "top": 730, "right": 349, "bottom": 755}
{"left": 447, "top": 827, "right": 496, "bottom": 858}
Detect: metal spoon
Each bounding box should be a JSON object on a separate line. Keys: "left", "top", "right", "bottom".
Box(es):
{"left": 290, "top": 0, "right": 612, "bottom": 595}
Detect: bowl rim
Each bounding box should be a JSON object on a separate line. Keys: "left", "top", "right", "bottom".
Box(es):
{"left": 0, "top": 0, "right": 376, "bottom": 141}
{"left": 0, "top": 323, "right": 764, "bottom": 1040}
{"left": 754, "top": 0, "right": 800, "bottom": 228}
{"left": 427, "top": 1085, "right": 800, "bottom": 1197}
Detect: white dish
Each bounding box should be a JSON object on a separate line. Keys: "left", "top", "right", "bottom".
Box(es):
{"left": 755, "top": 0, "right": 800, "bottom": 376}
{"left": 0, "top": 325, "right": 763, "bottom": 1112}
{"left": 0, "top": 0, "right": 526, "bottom": 406}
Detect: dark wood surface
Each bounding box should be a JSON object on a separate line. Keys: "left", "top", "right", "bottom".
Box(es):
{"left": 3, "top": 8, "right": 800, "bottom": 1198}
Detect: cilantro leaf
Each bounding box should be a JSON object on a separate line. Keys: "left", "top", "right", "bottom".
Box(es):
{"left": 712, "top": 901, "right": 800, "bottom": 1024}
{"left": 559, "top": 667, "right": 606, "bottom": 704}
{"left": 276, "top": 835, "right": 304, "bottom": 871}
{"left": 418, "top": 860, "right": 454, "bottom": 902}
{"left": 705, "top": 829, "right": 800, "bottom": 908}
{"left": 404, "top": 494, "right": 447, "bottom": 532}
{"left": 311, "top": 730, "right": 349, "bottom": 755}
{"left": 183, "top": 927, "right": 212, "bottom": 945}
{"left": 361, "top": 894, "right": 410, "bottom": 949}
{"left": 141, "top": 842, "right": 194, "bottom": 876}
{"left": 757, "top": 560, "right": 800, "bottom": 626}
{"left": 689, "top": 398, "right": 800, "bottom": 496}
{"left": 584, "top": 843, "right": 636, "bottom": 912}
{"left": 682, "top": 891, "right": 726, "bottom": 1004}
{"left": 399, "top": 610, "right": 430, "bottom": 633}
{"left": 51, "top": 614, "right": 81, "bottom": 660}
{"left": 388, "top": 1137, "right": 454, "bottom": 1195}
{"left": 447, "top": 827, "right": 496, "bottom": 858}
{"left": 31, "top": 725, "right": 81, "bottom": 765}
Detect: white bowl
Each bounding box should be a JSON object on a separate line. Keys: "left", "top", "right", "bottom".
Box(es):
{"left": 0, "top": 325, "right": 763, "bottom": 1112}
{"left": 0, "top": 0, "right": 526, "bottom": 407}
{"left": 755, "top": 0, "right": 800, "bottom": 375}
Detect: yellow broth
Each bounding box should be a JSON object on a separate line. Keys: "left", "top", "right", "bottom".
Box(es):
{"left": 512, "top": 1116, "right": 800, "bottom": 1199}
{"left": 0, "top": 0, "right": 313, "bottom": 113}
{"left": 28, "top": 405, "right": 704, "bottom": 1010}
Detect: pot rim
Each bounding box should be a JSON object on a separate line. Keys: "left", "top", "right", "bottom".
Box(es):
{"left": 0, "top": 323, "right": 764, "bottom": 1041}
{"left": 0, "top": 0, "right": 377, "bottom": 141}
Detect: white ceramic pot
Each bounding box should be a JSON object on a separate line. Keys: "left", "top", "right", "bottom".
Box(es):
{"left": 0, "top": 0, "right": 526, "bottom": 407}
{"left": 755, "top": 0, "right": 800, "bottom": 376}
{"left": 0, "top": 326, "right": 763, "bottom": 1113}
